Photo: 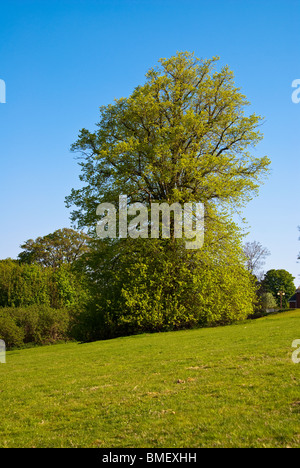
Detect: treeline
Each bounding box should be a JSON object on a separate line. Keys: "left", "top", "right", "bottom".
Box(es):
{"left": 0, "top": 255, "right": 89, "bottom": 349}
{"left": 0, "top": 305, "right": 71, "bottom": 348}
{"left": 0, "top": 259, "right": 81, "bottom": 308}
{"left": 0, "top": 227, "right": 258, "bottom": 349}
{"left": 0, "top": 226, "right": 296, "bottom": 350}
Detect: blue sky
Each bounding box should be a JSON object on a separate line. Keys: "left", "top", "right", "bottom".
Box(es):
{"left": 0, "top": 0, "right": 299, "bottom": 282}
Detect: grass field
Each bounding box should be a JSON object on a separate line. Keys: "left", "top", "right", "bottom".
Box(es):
{"left": 1, "top": 309, "right": 300, "bottom": 448}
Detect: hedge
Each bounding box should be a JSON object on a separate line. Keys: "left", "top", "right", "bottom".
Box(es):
{"left": 0, "top": 305, "right": 75, "bottom": 349}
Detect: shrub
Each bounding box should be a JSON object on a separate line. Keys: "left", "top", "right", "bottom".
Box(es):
{"left": 261, "top": 292, "right": 278, "bottom": 312}
{"left": 0, "top": 260, "right": 87, "bottom": 309}
{"left": 33, "top": 306, "right": 71, "bottom": 344}
{"left": 0, "top": 305, "right": 75, "bottom": 349}
{"left": 0, "top": 313, "right": 25, "bottom": 348}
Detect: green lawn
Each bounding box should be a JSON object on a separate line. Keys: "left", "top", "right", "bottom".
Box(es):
{"left": 1, "top": 309, "right": 300, "bottom": 448}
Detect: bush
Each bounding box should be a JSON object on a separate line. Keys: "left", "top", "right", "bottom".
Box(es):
{"left": 0, "top": 305, "right": 75, "bottom": 349}
{"left": 0, "top": 314, "right": 25, "bottom": 348}
{"left": 34, "top": 306, "right": 71, "bottom": 344}
{"left": 0, "top": 259, "right": 88, "bottom": 309}
{"left": 261, "top": 292, "right": 278, "bottom": 312}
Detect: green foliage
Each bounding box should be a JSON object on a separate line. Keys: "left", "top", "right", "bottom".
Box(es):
{"left": 75, "top": 221, "right": 257, "bottom": 341}
{"left": 0, "top": 250, "right": 91, "bottom": 349}
{"left": 0, "top": 259, "right": 87, "bottom": 309}
{"left": 65, "top": 52, "right": 269, "bottom": 339}
{"left": 50, "top": 264, "right": 88, "bottom": 309}
{"left": 261, "top": 292, "right": 278, "bottom": 311}
{"left": 0, "top": 259, "right": 51, "bottom": 307}
{"left": 0, "top": 313, "right": 25, "bottom": 348}
{"left": 262, "top": 269, "right": 295, "bottom": 308}
{"left": 18, "top": 228, "right": 90, "bottom": 268}
{"left": 0, "top": 305, "right": 74, "bottom": 349}
{"left": 66, "top": 51, "right": 270, "bottom": 229}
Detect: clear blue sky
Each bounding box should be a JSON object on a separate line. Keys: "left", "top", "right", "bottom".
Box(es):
{"left": 0, "top": 0, "right": 299, "bottom": 283}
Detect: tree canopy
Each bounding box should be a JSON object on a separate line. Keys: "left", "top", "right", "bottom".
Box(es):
{"left": 66, "top": 51, "right": 270, "bottom": 230}
{"left": 18, "top": 228, "right": 90, "bottom": 268}
{"left": 262, "top": 269, "right": 295, "bottom": 308}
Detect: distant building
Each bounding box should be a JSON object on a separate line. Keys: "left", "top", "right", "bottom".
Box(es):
{"left": 288, "top": 288, "right": 300, "bottom": 308}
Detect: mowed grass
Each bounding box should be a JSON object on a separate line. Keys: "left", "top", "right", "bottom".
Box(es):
{"left": 1, "top": 310, "right": 300, "bottom": 448}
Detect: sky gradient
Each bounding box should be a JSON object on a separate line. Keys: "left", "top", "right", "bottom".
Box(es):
{"left": 0, "top": 0, "right": 299, "bottom": 283}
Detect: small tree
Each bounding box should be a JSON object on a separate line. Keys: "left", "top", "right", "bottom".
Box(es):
{"left": 243, "top": 241, "right": 270, "bottom": 280}
{"left": 260, "top": 292, "right": 278, "bottom": 312}
{"left": 262, "top": 269, "right": 295, "bottom": 308}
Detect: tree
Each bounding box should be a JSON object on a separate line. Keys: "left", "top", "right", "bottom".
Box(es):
{"left": 260, "top": 292, "right": 278, "bottom": 312}
{"left": 0, "top": 258, "right": 87, "bottom": 309}
{"left": 262, "top": 269, "right": 295, "bottom": 308}
{"left": 18, "top": 228, "right": 90, "bottom": 268}
{"left": 243, "top": 240, "right": 270, "bottom": 279}
{"left": 66, "top": 51, "right": 270, "bottom": 228}
{"left": 65, "top": 52, "right": 270, "bottom": 337}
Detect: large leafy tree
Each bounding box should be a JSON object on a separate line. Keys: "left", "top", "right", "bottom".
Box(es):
{"left": 18, "top": 228, "right": 90, "bottom": 268}
{"left": 66, "top": 51, "right": 270, "bottom": 226}
{"left": 65, "top": 52, "right": 270, "bottom": 337}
